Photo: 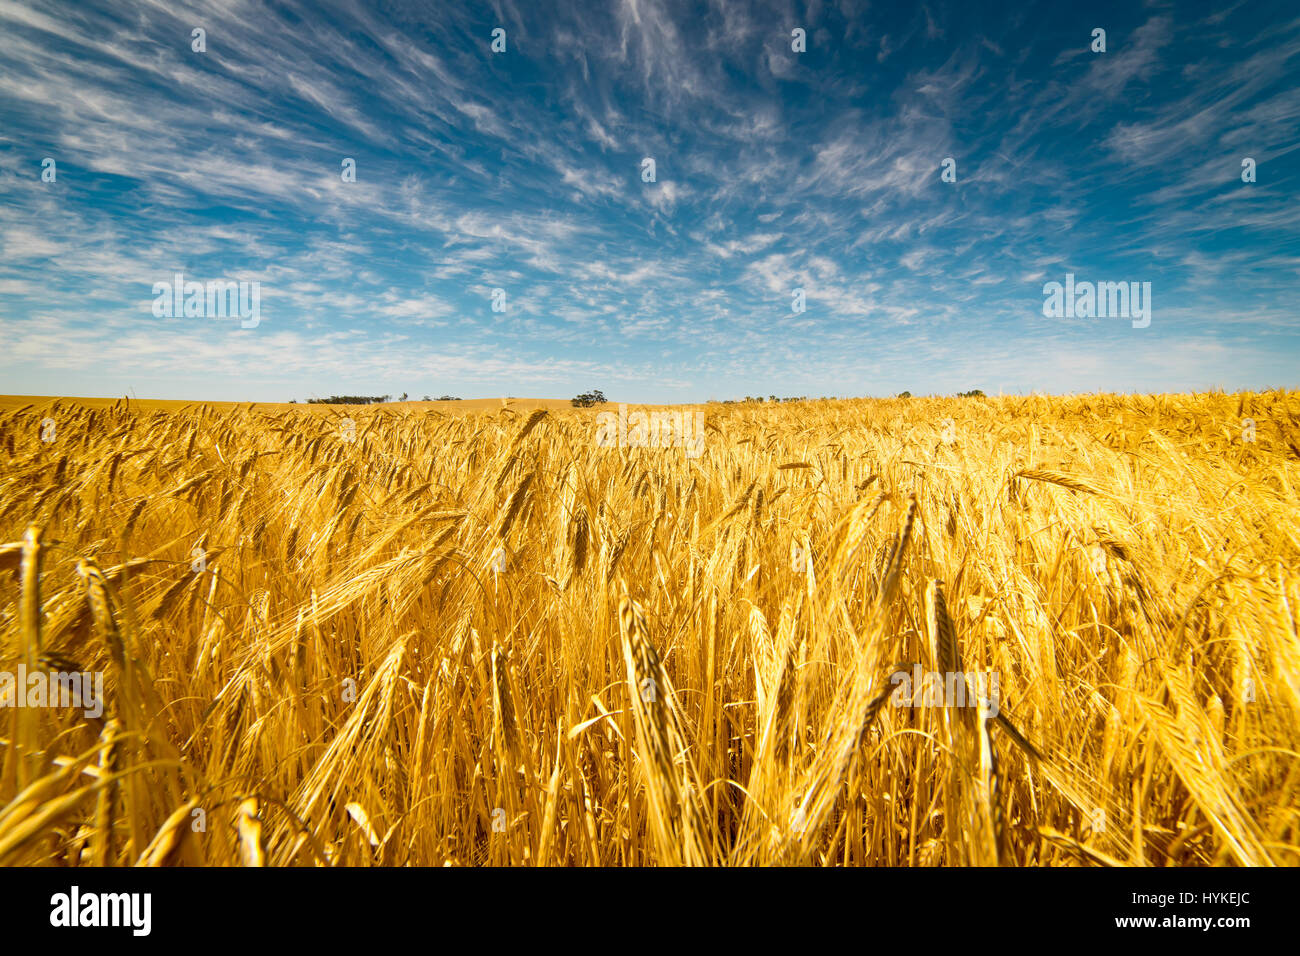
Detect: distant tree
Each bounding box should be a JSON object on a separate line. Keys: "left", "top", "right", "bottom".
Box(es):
{"left": 399, "top": 392, "right": 409, "bottom": 402}
{"left": 305, "top": 395, "right": 390, "bottom": 405}
{"left": 571, "top": 389, "right": 608, "bottom": 408}
{"left": 898, "top": 391, "right": 912, "bottom": 398}
{"left": 958, "top": 389, "right": 985, "bottom": 398}
{"left": 438, "top": 395, "right": 460, "bottom": 401}
{"left": 422, "top": 395, "right": 432, "bottom": 401}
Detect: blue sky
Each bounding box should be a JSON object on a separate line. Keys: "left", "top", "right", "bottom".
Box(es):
{"left": 1, "top": 0, "right": 1297, "bottom": 403}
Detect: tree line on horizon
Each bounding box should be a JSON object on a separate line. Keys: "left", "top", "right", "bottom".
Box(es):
{"left": 292, "top": 392, "right": 462, "bottom": 404}
{"left": 288, "top": 388, "right": 988, "bottom": 406}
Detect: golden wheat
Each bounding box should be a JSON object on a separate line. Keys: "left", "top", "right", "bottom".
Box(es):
{"left": 0, "top": 391, "right": 1297, "bottom": 866}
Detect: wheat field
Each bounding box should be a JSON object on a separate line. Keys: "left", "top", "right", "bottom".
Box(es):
{"left": 1, "top": 391, "right": 1297, "bottom": 867}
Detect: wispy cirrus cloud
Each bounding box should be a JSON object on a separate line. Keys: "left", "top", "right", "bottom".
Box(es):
{"left": 0, "top": 0, "right": 1297, "bottom": 402}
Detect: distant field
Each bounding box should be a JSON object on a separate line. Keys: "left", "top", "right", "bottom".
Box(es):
{"left": 1, "top": 391, "right": 1298, "bottom": 866}
{"left": 0, "top": 395, "right": 579, "bottom": 414}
